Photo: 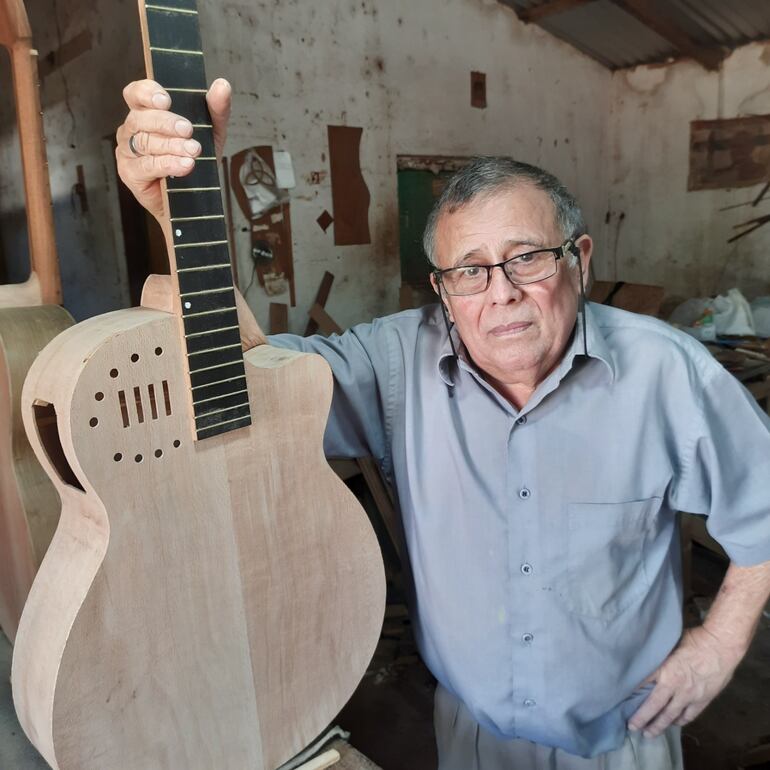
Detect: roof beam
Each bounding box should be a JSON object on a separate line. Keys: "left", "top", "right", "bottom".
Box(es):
{"left": 609, "top": 0, "right": 725, "bottom": 70}
{"left": 517, "top": 0, "right": 597, "bottom": 23}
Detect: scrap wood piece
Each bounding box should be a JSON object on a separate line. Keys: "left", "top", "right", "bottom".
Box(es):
{"left": 728, "top": 212, "right": 770, "bottom": 243}
{"left": 305, "top": 271, "right": 335, "bottom": 336}
{"left": 309, "top": 303, "right": 342, "bottom": 337}
{"left": 328, "top": 126, "right": 371, "bottom": 246}
{"left": 270, "top": 302, "right": 289, "bottom": 334}
{"left": 589, "top": 281, "right": 664, "bottom": 317}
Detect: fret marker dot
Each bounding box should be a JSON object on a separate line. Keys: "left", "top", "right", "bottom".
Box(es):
{"left": 175, "top": 229, "right": 182, "bottom": 237}
{"left": 184, "top": 301, "right": 192, "bottom": 309}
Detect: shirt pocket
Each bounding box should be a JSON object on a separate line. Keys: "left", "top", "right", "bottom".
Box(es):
{"left": 554, "top": 498, "right": 659, "bottom": 622}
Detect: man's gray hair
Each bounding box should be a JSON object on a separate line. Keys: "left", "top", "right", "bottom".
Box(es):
{"left": 422, "top": 156, "right": 586, "bottom": 267}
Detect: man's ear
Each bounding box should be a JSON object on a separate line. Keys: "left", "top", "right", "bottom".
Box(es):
{"left": 572, "top": 234, "right": 593, "bottom": 280}
{"left": 429, "top": 272, "right": 454, "bottom": 323}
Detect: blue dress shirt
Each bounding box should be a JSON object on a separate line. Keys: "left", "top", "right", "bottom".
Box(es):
{"left": 270, "top": 301, "right": 770, "bottom": 758}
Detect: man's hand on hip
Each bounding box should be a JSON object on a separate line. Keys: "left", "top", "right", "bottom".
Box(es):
{"left": 627, "top": 625, "right": 742, "bottom": 738}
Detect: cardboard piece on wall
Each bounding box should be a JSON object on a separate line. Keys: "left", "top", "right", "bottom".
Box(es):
{"left": 231, "top": 145, "right": 296, "bottom": 306}
{"left": 327, "top": 126, "right": 371, "bottom": 246}
{"left": 269, "top": 302, "right": 288, "bottom": 334}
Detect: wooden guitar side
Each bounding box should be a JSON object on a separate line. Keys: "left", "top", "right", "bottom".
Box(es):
{"left": 12, "top": 306, "right": 386, "bottom": 770}
{"left": 0, "top": 304, "right": 73, "bottom": 642}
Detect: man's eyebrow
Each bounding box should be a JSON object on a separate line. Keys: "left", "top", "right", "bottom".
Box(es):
{"left": 451, "top": 238, "right": 547, "bottom": 267}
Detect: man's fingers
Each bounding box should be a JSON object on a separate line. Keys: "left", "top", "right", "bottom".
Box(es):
{"left": 119, "top": 130, "right": 201, "bottom": 161}
{"left": 123, "top": 109, "right": 193, "bottom": 142}
{"left": 674, "top": 702, "right": 706, "bottom": 727}
{"left": 137, "top": 153, "right": 196, "bottom": 179}
{"left": 628, "top": 685, "right": 673, "bottom": 732}
{"left": 206, "top": 78, "right": 232, "bottom": 158}
{"left": 640, "top": 698, "right": 688, "bottom": 738}
{"left": 123, "top": 79, "right": 171, "bottom": 111}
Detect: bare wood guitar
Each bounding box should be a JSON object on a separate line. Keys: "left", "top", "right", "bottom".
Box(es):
{"left": 11, "top": 1, "right": 386, "bottom": 767}
{"left": 0, "top": 0, "right": 73, "bottom": 642}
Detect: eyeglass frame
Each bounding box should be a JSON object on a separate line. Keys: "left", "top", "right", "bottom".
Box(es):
{"left": 432, "top": 239, "right": 579, "bottom": 297}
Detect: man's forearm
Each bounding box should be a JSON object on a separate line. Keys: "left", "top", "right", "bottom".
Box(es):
{"left": 701, "top": 559, "right": 770, "bottom": 660}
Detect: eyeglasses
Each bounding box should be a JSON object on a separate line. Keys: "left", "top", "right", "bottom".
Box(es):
{"left": 433, "top": 240, "right": 575, "bottom": 297}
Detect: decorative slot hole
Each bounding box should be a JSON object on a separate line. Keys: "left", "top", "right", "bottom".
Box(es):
{"left": 89, "top": 417, "right": 98, "bottom": 428}
{"left": 148, "top": 384, "right": 158, "bottom": 420}
{"left": 114, "top": 452, "right": 123, "bottom": 462}
{"left": 162, "top": 380, "right": 172, "bottom": 416}
{"left": 154, "top": 449, "right": 163, "bottom": 458}
{"left": 110, "top": 368, "right": 119, "bottom": 378}
{"left": 95, "top": 392, "right": 104, "bottom": 401}
{"left": 134, "top": 454, "right": 143, "bottom": 463}
{"left": 155, "top": 347, "right": 163, "bottom": 356}
{"left": 134, "top": 386, "right": 145, "bottom": 424}
{"left": 130, "top": 353, "right": 140, "bottom": 363}
{"left": 32, "top": 401, "right": 85, "bottom": 492}
{"left": 118, "top": 390, "right": 130, "bottom": 428}
{"left": 173, "top": 439, "right": 181, "bottom": 448}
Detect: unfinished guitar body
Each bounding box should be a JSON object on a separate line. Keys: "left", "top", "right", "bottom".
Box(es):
{"left": 13, "top": 306, "right": 385, "bottom": 770}
{"left": 0, "top": 304, "right": 73, "bottom": 642}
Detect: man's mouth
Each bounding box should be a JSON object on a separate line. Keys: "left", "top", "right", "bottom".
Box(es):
{"left": 489, "top": 321, "right": 533, "bottom": 337}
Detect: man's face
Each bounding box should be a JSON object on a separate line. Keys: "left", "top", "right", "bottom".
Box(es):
{"left": 431, "top": 183, "right": 592, "bottom": 388}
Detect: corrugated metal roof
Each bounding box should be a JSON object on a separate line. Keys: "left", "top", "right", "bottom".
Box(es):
{"left": 500, "top": 0, "right": 770, "bottom": 70}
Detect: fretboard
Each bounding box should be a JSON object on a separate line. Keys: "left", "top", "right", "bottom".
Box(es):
{"left": 139, "top": 0, "right": 251, "bottom": 441}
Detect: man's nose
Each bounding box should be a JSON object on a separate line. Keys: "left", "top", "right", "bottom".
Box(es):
{"left": 488, "top": 263, "right": 522, "bottom": 302}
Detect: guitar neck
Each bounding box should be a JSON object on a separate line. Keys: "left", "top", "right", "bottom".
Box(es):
{"left": 138, "top": 0, "right": 251, "bottom": 441}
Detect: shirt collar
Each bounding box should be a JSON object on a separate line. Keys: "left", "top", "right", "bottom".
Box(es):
{"left": 437, "top": 301, "right": 616, "bottom": 387}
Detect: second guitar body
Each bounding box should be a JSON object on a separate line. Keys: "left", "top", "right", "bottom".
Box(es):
{"left": 12, "top": 306, "right": 385, "bottom": 770}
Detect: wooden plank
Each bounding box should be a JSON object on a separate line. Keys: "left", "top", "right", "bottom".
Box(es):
{"left": 270, "top": 303, "right": 289, "bottom": 334}
{"left": 309, "top": 303, "right": 343, "bottom": 337}
{"left": 610, "top": 0, "right": 724, "bottom": 70}
{"left": 328, "top": 126, "right": 371, "bottom": 246}
{"left": 305, "top": 271, "right": 335, "bottom": 336}
{"left": 518, "top": 0, "right": 597, "bottom": 23}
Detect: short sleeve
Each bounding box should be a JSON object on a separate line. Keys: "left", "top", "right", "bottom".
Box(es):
{"left": 671, "top": 367, "right": 770, "bottom": 566}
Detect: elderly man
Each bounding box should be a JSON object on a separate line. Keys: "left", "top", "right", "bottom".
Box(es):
{"left": 116, "top": 79, "right": 770, "bottom": 770}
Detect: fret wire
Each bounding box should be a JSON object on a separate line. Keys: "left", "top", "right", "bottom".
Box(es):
{"left": 180, "top": 286, "right": 232, "bottom": 298}
{"left": 196, "top": 402, "right": 249, "bottom": 419}
{"left": 184, "top": 305, "right": 237, "bottom": 318}
{"left": 185, "top": 324, "right": 239, "bottom": 339}
{"left": 191, "top": 374, "right": 246, "bottom": 391}
{"left": 146, "top": 3, "right": 198, "bottom": 13}
{"left": 166, "top": 87, "right": 208, "bottom": 93}
{"left": 150, "top": 46, "right": 203, "bottom": 56}
{"left": 196, "top": 157, "right": 217, "bottom": 161}
{"left": 167, "top": 186, "right": 221, "bottom": 193}
{"left": 177, "top": 263, "right": 231, "bottom": 273}
{"left": 193, "top": 388, "right": 248, "bottom": 406}
{"left": 192, "top": 123, "right": 213, "bottom": 128}
{"left": 197, "top": 414, "right": 251, "bottom": 431}
{"left": 171, "top": 214, "right": 225, "bottom": 222}
{"left": 190, "top": 359, "right": 243, "bottom": 375}
{"left": 175, "top": 239, "right": 229, "bottom": 250}
{"left": 187, "top": 342, "right": 242, "bottom": 357}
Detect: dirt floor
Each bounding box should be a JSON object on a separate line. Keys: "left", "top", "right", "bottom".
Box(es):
{"left": 338, "top": 543, "right": 770, "bottom": 770}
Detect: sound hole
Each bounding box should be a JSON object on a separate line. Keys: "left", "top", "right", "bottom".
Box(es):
{"left": 114, "top": 453, "right": 122, "bottom": 462}
{"left": 162, "top": 380, "right": 173, "bottom": 416}
{"left": 95, "top": 392, "right": 104, "bottom": 401}
{"left": 89, "top": 417, "right": 98, "bottom": 428}
{"left": 131, "top": 353, "right": 140, "bottom": 363}
{"left": 110, "top": 368, "right": 119, "bottom": 378}
{"left": 32, "top": 401, "right": 85, "bottom": 492}
{"left": 118, "top": 390, "right": 130, "bottom": 428}
{"left": 155, "top": 347, "right": 163, "bottom": 356}
{"left": 134, "top": 386, "right": 145, "bottom": 424}
{"left": 154, "top": 449, "right": 163, "bottom": 458}
{"left": 134, "top": 454, "right": 143, "bottom": 463}
{"left": 148, "top": 384, "right": 159, "bottom": 420}
{"left": 173, "top": 439, "right": 181, "bottom": 448}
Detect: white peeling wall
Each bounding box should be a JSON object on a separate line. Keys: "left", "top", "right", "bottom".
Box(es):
{"left": 606, "top": 42, "right": 770, "bottom": 302}
{"left": 0, "top": 0, "right": 612, "bottom": 329}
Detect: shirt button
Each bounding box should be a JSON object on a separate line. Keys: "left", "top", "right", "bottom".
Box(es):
{"left": 522, "top": 632, "right": 534, "bottom": 644}
{"left": 519, "top": 488, "right": 531, "bottom": 500}
{"left": 521, "top": 563, "right": 533, "bottom": 575}
{"left": 523, "top": 698, "right": 536, "bottom": 708}
{"left": 516, "top": 415, "right": 527, "bottom": 425}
